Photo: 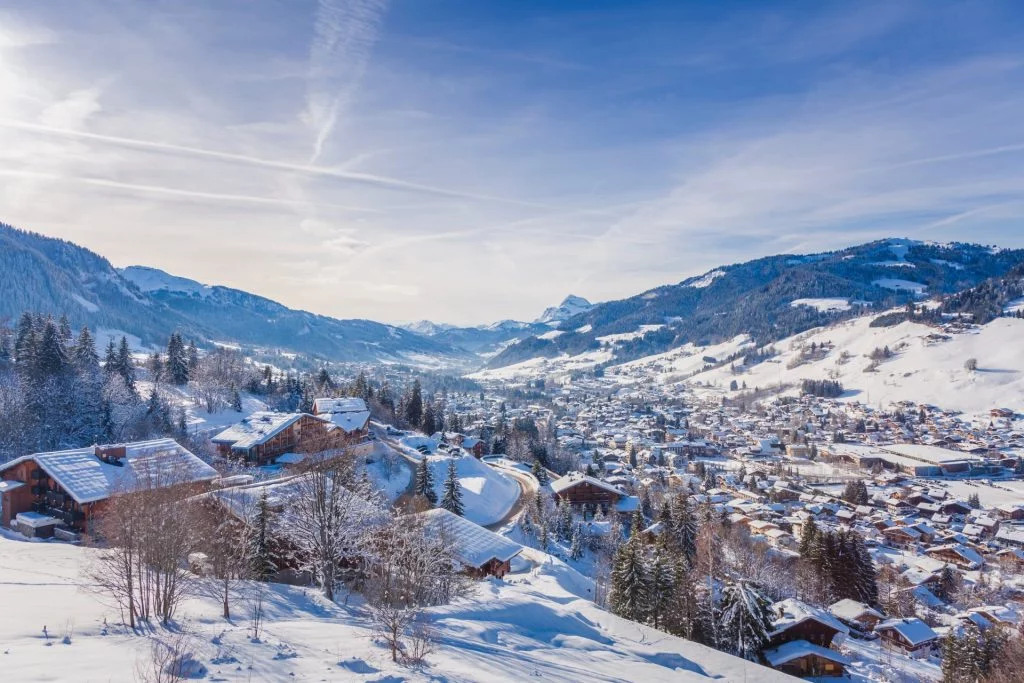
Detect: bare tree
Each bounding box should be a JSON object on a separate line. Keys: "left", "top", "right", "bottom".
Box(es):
{"left": 192, "top": 497, "right": 253, "bottom": 619}
{"left": 284, "top": 447, "right": 385, "bottom": 601}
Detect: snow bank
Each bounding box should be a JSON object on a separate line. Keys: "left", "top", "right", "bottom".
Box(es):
{"left": 790, "top": 297, "right": 851, "bottom": 312}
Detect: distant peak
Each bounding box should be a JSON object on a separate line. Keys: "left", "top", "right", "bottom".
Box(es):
{"left": 535, "top": 294, "right": 594, "bottom": 324}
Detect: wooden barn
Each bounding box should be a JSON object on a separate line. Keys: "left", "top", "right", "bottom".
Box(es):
{"left": 0, "top": 439, "right": 217, "bottom": 536}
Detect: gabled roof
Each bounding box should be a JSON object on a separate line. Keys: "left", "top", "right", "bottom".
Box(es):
{"left": 2, "top": 439, "right": 217, "bottom": 505}
{"left": 771, "top": 598, "right": 849, "bottom": 639}
{"left": 551, "top": 473, "right": 624, "bottom": 497}
{"left": 763, "top": 640, "right": 850, "bottom": 668}
{"left": 829, "top": 599, "right": 883, "bottom": 622}
{"left": 312, "top": 397, "right": 368, "bottom": 414}
{"left": 213, "top": 412, "right": 321, "bottom": 449}
{"left": 876, "top": 618, "right": 938, "bottom": 646}
{"left": 415, "top": 508, "right": 522, "bottom": 567}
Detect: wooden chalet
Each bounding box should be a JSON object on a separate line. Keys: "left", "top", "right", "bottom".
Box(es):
{"left": 763, "top": 640, "right": 849, "bottom": 678}
{"left": 414, "top": 508, "right": 522, "bottom": 579}
{"left": 768, "top": 598, "right": 849, "bottom": 649}
{"left": 0, "top": 439, "right": 217, "bottom": 536}
{"left": 551, "top": 473, "right": 624, "bottom": 512}
{"left": 212, "top": 412, "right": 334, "bottom": 465}
{"left": 829, "top": 599, "right": 884, "bottom": 631}
{"left": 311, "top": 398, "right": 372, "bottom": 442}
{"left": 875, "top": 618, "right": 938, "bottom": 656}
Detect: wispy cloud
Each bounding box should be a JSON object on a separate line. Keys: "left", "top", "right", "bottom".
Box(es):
{"left": 305, "top": 0, "right": 390, "bottom": 162}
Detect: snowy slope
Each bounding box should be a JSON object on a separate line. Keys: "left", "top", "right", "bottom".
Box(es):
{"left": 607, "top": 335, "right": 755, "bottom": 385}
{"left": 424, "top": 454, "right": 520, "bottom": 526}
{"left": 0, "top": 534, "right": 789, "bottom": 682}
{"left": 686, "top": 312, "right": 1024, "bottom": 419}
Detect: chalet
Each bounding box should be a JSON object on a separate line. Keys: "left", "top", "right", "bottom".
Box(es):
{"left": 925, "top": 543, "right": 984, "bottom": 570}
{"left": 762, "top": 640, "right": 849, "bottom": 678}
{"left": 212, "top": 412, "right": 333, "bottom": 465}
{"left": 881, "top": 526, "right": 921, "bottom": 548}
{"left": 460, "top": 436, "right": 486, "bottom": 458}
{"left": 829, "top": 599, "right": 884, "bottom": 631}
{"left": 310, "top": 398, "right": 371, "bottom": 441}
{"left": 551, "top": 473, "right": 624, "bottom": 512}
{"left": 768, "top": 598, "right": 849, "bottom": 649}
{"left": 875, "top": 618, "right": 938, "bottom": 656}
{"left": 415, "top": 508, "right": 521, "bottom": 578}
{"left": 997, "top": 504, "right": 1024, "bottom": 521}
{"left": 0, "top": 439, "right": 217, "bottom": 536}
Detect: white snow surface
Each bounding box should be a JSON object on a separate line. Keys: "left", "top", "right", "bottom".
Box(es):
{"left": 686, "top": 313, "right": 1024, "bottom": 419}
{"left": 790, "top": 298, "right": 851, "bottom": 312}
{"left": 0, "top": 535, "right": 787, "bottom": 682}
{"left": 872, "top": 278, "right": 927, "bottom": 294}
{"left": 684, "top": 269, "right": 725, "bottom": 288}
{"left": 424, "top": 454, "right": 520, "bottom": 527}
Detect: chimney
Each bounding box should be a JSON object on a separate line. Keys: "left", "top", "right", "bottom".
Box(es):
{"left": 95, "top": 444, "right": 127, "bottom": 466}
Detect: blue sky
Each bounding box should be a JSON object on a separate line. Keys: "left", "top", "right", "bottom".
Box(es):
{"left": 2, "top": 1, "right": 1024, "bottom": 324}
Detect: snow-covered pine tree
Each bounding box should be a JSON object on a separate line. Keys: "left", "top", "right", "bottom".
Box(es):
{"left": 646, "top": 548, "right": 676, "bottom": 630}
{"left": 670, "top": 494, "right": 698, "bottom": 562}
{"left": 440, "top": 459, "right": 464, "bottom": 516}
{"left": 569, "top": 523, "right": 583, "bottom": 560}
{"left": 166, "top": 332, "right": 189, "bottom": 385}
{"left": 531, "top": 459, "right": 549, "bottom": 486}
{"left": 414, "top": 457, "right": 437, "bottom": 505}
{"left": 557, "top": 497, "right": 573, "bottom": 540}
{"left": 718, "top": 580, "right": 774, "bottom": 661}
{"left": 249, "top": 489, "right": 278, "bottom": 580}
{"left": 609, "top": 537, "right": 648, "bottom": 623}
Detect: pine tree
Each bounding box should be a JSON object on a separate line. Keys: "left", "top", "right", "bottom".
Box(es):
{"left": 14, "top": 312, "right": 37, "bottom": 368}
{"left": 556, "top": 498, "right": 574, "bottom": 540}
{"left": 569, "top": 523, "right": 584, "bottom": 561}
{"left": 718, "top": 580, "right": 774, "bottom": 660}
{"left": 249, "top": 490, "right": 277, "bottom": 580}
{"left": 799, "top": 518, "right": 819, "bottom": 557}
{"left": 166, "top": 333, "right": 189, "bottom": 384}
{"left": 609, "top": 537, "right": 648, "bottom": 622}
{"left": 36, "top": 319, "right": 69, "bottom": 378}
{"left": 647, "top": 548, "right": 676, "bottom": 630}
{"left": 671, "top": 495, "right": 698, "bottom": 562}
{"left": 186, "top": 339, "right": 200, "bottom": 377}
{"left": 421, "top": 402, "right": 437, "bottom": 435}
{"left": 414, "top": 457, "right": 437, "bottom": 504}
{"left": 116, "top": 336, "right": 136, "bottom": 394}
{"left": 405, "top": 379, "right": 423, "bottom": 428}
{"left": 630, "top": 507, "right": 646, "bottom": 538}
{"left": 531, "top": 459, "right": 549, "bottom": 486}
{"left": 440, "top": 459, "right": 464, "bottom": 516}
{"left": 231, "top": 386, "right": 243, "bottom": 412}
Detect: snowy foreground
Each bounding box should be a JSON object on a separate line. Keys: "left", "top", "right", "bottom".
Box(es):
{"left": 0, "top": 534, "right": 789, "bottom": 682}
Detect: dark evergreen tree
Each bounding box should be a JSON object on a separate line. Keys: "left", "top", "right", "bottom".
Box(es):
{"left": 718, "top": 580, "right": 774, "bottom": 660}
{"left": 609, "top": 537, "right": 648, "bottom": 622}
{"left": 166, "top": 332, "right": 189, "bottom": 384}
{"left": 405, "top": 379, "right": 423, "bottom": 428}
{"left": 440, "top": 459, "right": 464, "bottom": 516}
{"left": 531, "top": 459, "right": 549, "bottom": 486}
{"left": 414, "top": 457, "right": 437, "bottom": 504}
{"left": 249, "top": 489, "right": 278, "bottom": 580}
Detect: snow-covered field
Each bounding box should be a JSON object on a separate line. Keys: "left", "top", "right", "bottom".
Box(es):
{"left": 608, "top": 335, "right": 753, "bottom": 384}
{"left": 0, "top": 534, "right": 787, "bottom": 682}
{"left": 685, "top": 313, "right": 1024, "bottom": 419}
{"left": 468, "top": 348, "right": 614, "bottom": 382}
{"left": 422, "top": 454, "right": 520, "bottom": 527}
{"left": 789, "top": 298, "right": 851, "bottom": 312}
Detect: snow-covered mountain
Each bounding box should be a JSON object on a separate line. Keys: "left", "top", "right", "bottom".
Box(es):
{"left": 0, "top": 223, "right": 472, "bottom": 365}
{"left": 117, "top": 265, "right": 473, "bottom": 364}
{"left": 535, "top": 294, "right": 593, "bottom": 324}
{"left": 489, "top": 239, "right": 1024, "bottom": 369}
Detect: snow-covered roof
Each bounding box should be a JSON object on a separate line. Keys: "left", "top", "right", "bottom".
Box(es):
{"left": 415, "top": 508, "right": 522, "bottom": 567}
{"left": 770, "top": 599, "right": 849, "bottom": 639}
{"left": 829, "top": 599, "right": 883, "bottom": 622}
{"left": 876, "top": 618, "right": 938, "bottom": 646}
{"left": 213, "top": 412, "right": 320, "bottom": 449}
{"left": 550, "top": 473, "right": 624, "bottom": 497}
{"left": 763, "top": 639, "right": 850, "bottom": 667}
{"left": 3, "top": 439, "right": 217, "bottom": 505}
{"left": 312, "top": 397, "right": 368, "bottom": 414}
{"left": 926, "top": 543, "right": 984, "bottom": 567}
{"left": 327, "top": 410, "right": 371, "bottom": 434}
